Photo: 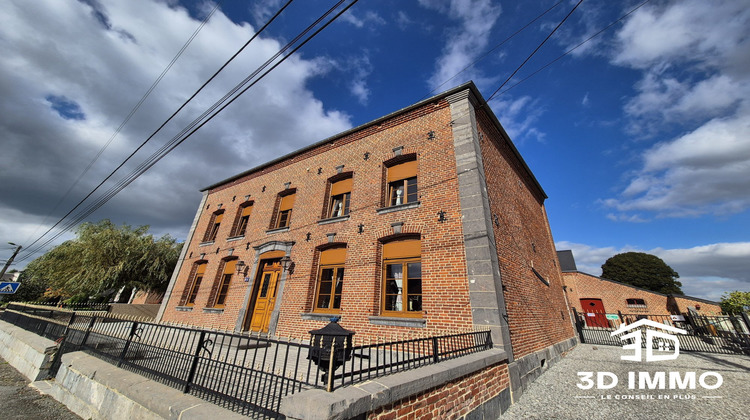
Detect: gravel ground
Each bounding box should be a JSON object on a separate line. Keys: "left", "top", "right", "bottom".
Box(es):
{"left": 499, "top": 344, "right": 750, "bottom": 420}
{"left": 0, "top": 358, "right": 81, "bottom": 420}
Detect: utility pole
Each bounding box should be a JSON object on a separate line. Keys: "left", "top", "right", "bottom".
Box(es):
{"left": 0, "top": 242, "right": 22, "bottom": 279}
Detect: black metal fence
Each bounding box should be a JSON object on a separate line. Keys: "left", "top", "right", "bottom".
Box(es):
{"left": 23, "top": 301, "right": 111, "bottom": 312}
{"left": 332, "top": 329, "right": 492, "bottom": 389}
{"left": 573, "top": 309, "right": 750, "bottom": 355}
{"left": 1, "top": 303, "right": 493, "bottom": 418}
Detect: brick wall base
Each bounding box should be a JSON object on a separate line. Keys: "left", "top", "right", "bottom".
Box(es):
{"left": 367, "top": 363, "right": 510, "bottom": 420}
{"left": 280, "top": 349, "right": 509, "bottom": 420}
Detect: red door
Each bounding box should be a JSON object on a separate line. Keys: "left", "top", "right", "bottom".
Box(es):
{"left": 580, "top": 299, "right": 609, "bottom": 328}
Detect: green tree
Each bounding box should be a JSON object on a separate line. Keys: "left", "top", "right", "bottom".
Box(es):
{"left": 601, "top": 252, "right": 683, "bottom": 295}
{"left": 720, "top": 291, "right": 750, "bottom": 314}
{"left": 22, "top": 220, "right": 182, "bottom": 301}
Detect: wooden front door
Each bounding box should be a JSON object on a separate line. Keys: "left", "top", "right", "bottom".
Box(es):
{"left": 580, "top": 298, "right": 609, "bottom": 328}
{"left": 248, "top": 261, "right": 282, "bottom": 333}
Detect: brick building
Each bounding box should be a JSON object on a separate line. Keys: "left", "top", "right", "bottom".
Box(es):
{"left": 558, "top": 250, "right": 722, "bottom": 318}
{"left": 157, "top": 82, "right": 577, "bottom": 398}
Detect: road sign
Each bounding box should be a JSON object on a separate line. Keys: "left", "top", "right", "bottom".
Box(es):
{"left": 0, "top": 282, "right": 20, "bottom": 294}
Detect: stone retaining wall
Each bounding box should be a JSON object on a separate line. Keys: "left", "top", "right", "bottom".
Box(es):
{"left": 35, "top": 351, "right": 248, "bottom": 420}
{"left": 0, "top": 319, "right": 57, "bottom": 381}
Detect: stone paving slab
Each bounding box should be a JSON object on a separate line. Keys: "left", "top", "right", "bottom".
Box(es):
{"left": 499, "top": 344, "right": 750, "bottom": 420}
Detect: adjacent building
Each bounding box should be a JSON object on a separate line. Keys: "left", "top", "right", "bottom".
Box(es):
{"left": 157, "top": 82, "right": 577, "bottom": 396}
{"left": 558, "top": 250, "right": 723, "bottom": 321}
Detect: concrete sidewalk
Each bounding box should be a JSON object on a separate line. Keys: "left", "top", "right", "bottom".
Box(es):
{"left": 499, "top": 344, "right": 750, "bottom": 419}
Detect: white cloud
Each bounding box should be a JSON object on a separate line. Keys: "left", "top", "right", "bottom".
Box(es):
{"left": 339, "top": 10, "right": 386, "bottom": 28}
{"left": 0, "top": 0, "right": 352, "bottom": 263}
{"left": 602, "top": 0, "right": 750, "bottom": 219}
{"left": 396, "top": 11, "right": 414, "bottom": 30}
{"left": 604, "top": 111, "right": 750, "bottom": 218}
{"left": 418, "top": 0, "right": 502, "bottom": 90}
{"left": 489, "top": 95, "right": 546, "bottom": 144}
{"left": 612, "top": 0, "right": 749, "bottom": 70}
{"left": 556, "top": 241, "right": 750, "bottom": 301}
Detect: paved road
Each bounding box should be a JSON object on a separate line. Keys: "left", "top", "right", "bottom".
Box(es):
{"left": 0, "top": 358, "right": 81, "bottom": 420}
{"left": 499, "top": 344, "right": 750, "bottom": 420}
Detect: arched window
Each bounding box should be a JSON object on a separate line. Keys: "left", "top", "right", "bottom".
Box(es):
{"left": 213, "top": 259, "right": 237, "bottom": 307}
{"left": 314, "top": 246, "right": 346, "bottom": 313}
{"left": 382, "top": 239, "right": 421, "bottom": 316}
{"left": 203, "top": 210, "right": 224, "bottom": 242}
{"left": 272, "top": 190, "right": 296, "bottom": 229}
{"left": 232, "top": 202, "right": 253, "bottom": 237}
{"left": 186, "top": 262, "right": 206, "bottom": 306}
{"left": 328, "top": 177, "right": 352, "bottom": 218}
{"left": 386, "top": 159, "right": 418, "bottom": 206}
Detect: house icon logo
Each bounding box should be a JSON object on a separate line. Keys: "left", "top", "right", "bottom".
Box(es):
{"left": 611, "top": 319, "right": 687, "bottom": 362}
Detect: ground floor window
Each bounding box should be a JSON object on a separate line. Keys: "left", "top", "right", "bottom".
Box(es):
{"left": 314, "top": 247, "right": 346, "bottom": 313}
{"left": 382, "top": 238, "right": 421, "bottom": 317}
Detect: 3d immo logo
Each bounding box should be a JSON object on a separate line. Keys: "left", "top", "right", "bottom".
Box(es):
{"left": 577, "top": 318, "right": 723, "bottom": 391}
{"left": 611, "top": 319, "right": 686, "bottom": 362}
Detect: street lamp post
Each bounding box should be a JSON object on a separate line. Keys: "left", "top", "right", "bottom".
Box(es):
{"left": 0, "top": 242, "right": 22, "bottom": 279}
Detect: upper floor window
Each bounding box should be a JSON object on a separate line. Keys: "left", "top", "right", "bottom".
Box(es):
{"left": 214, "top": 259, "right": 237, "bottom": 307}
{"left": 232, "top": 203, "right": 253, "bottom": 237}
{"left": 387, "top": 159, "right": 418, "bottom": 206}
{"left": 182, "top": 262, "right": 206, "bottom": 306}
{"left": 382, "top": 238, "right": 421, "bottom": 317}
{"left": 203, "top": 210, "right": 224, "bottom": 242}
{"left": 272, "top": 190, "right": 296, "bottom": 229}
{"left": 328, "top": 176, "right": 352, "bottom": 218}
{"left": 314, "top": 246, "right": 346, "bottom": 313}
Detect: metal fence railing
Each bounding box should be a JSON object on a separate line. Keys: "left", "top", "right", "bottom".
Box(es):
{"left": 336, "top": 330, "right": 492, "bottom": 388}
{"left": 573, "top": 309, "right": 750, "bottom": 355}
{"left": 1, "top": 303, "right": 493, "bottom": 418}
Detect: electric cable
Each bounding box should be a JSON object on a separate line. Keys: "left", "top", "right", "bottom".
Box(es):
{"left": 486, "top": 0, "right": 584, "bottom": 102}
{"left": 21, "top": 0, "right": 224, "bottom": 246}
{"left": 18, "top": 0, "right": 360, "bottom": 262}
{"left": 422, "top": 0, "right": 565, "bottom": 100}
{"left": 491, "top": 0, "right": 653, "bottom": 98}
{"left": 18, "top": 0, "right": 298, "bottom": 259}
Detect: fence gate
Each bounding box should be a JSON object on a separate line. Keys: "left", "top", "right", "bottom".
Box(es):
{"left": 573, "top": 309, "right": 750, "bottom": 356}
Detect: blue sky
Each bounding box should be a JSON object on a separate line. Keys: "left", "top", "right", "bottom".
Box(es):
{"left": 1, "top": 0, "right": 748, "bottom": 301}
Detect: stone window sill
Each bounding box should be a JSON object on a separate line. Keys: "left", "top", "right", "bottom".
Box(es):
{"left": 300, "top": 312, "right": 341, "bottom": 322}
{"left": 199, "top": 241, "right": 215, "bottom": 247}
{"left": 368, "top": 315, "right": 426, "bottom": 328}
{"left": 317, "top": 215, "right": 350, "bottom": 225}
{"left": 376, "top": 202, "right": 421, "bottom": 215}
{"left": 266, "top": 226, "right": 290, "bottom": 235}
{"left": 175, "top": 306, "right": 193, "bottom": 312}
{"left": 203, "top": 307, "right": 224, "bottom": 314}
{"left": 227, "top": 235, "right": 245, "bottom": 242}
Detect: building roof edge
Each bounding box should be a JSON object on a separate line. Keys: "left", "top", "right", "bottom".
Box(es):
{"left": 200, "top": 81, "right": 546, "bottom": 198}
{"left": 563, "top": 270, "right": 720, "bottom": 305}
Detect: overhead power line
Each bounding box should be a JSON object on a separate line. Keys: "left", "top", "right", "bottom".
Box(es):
{"left": 18, "top": 0, "right": 298, "bottom": 260}
{"left": 18, "top": 0, "right": 360, "bottom": 262}
{"left": 22, "top": 0, "right": 224, "bottom": 246}
{"left": 492, "top": 0, "right": 653, "bottom": 98}
{"left": 423, "top": 0, "right": 566, "bottom": 100}
{"left": 486, "top": 0, "right": 584, "bottom": 103}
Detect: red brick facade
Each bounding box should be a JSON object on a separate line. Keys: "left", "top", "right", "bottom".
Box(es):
{"left": 158, "top": 82, "right": 576, "bottom": 365}
{"left": 367, "top": 362, "right": 509, "bottom": 420}
{"left": 562, "top": 271, "right": 722, "bottom": 315}
{"left": 475, "top": 108, "right": 576, "bottom": 359}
